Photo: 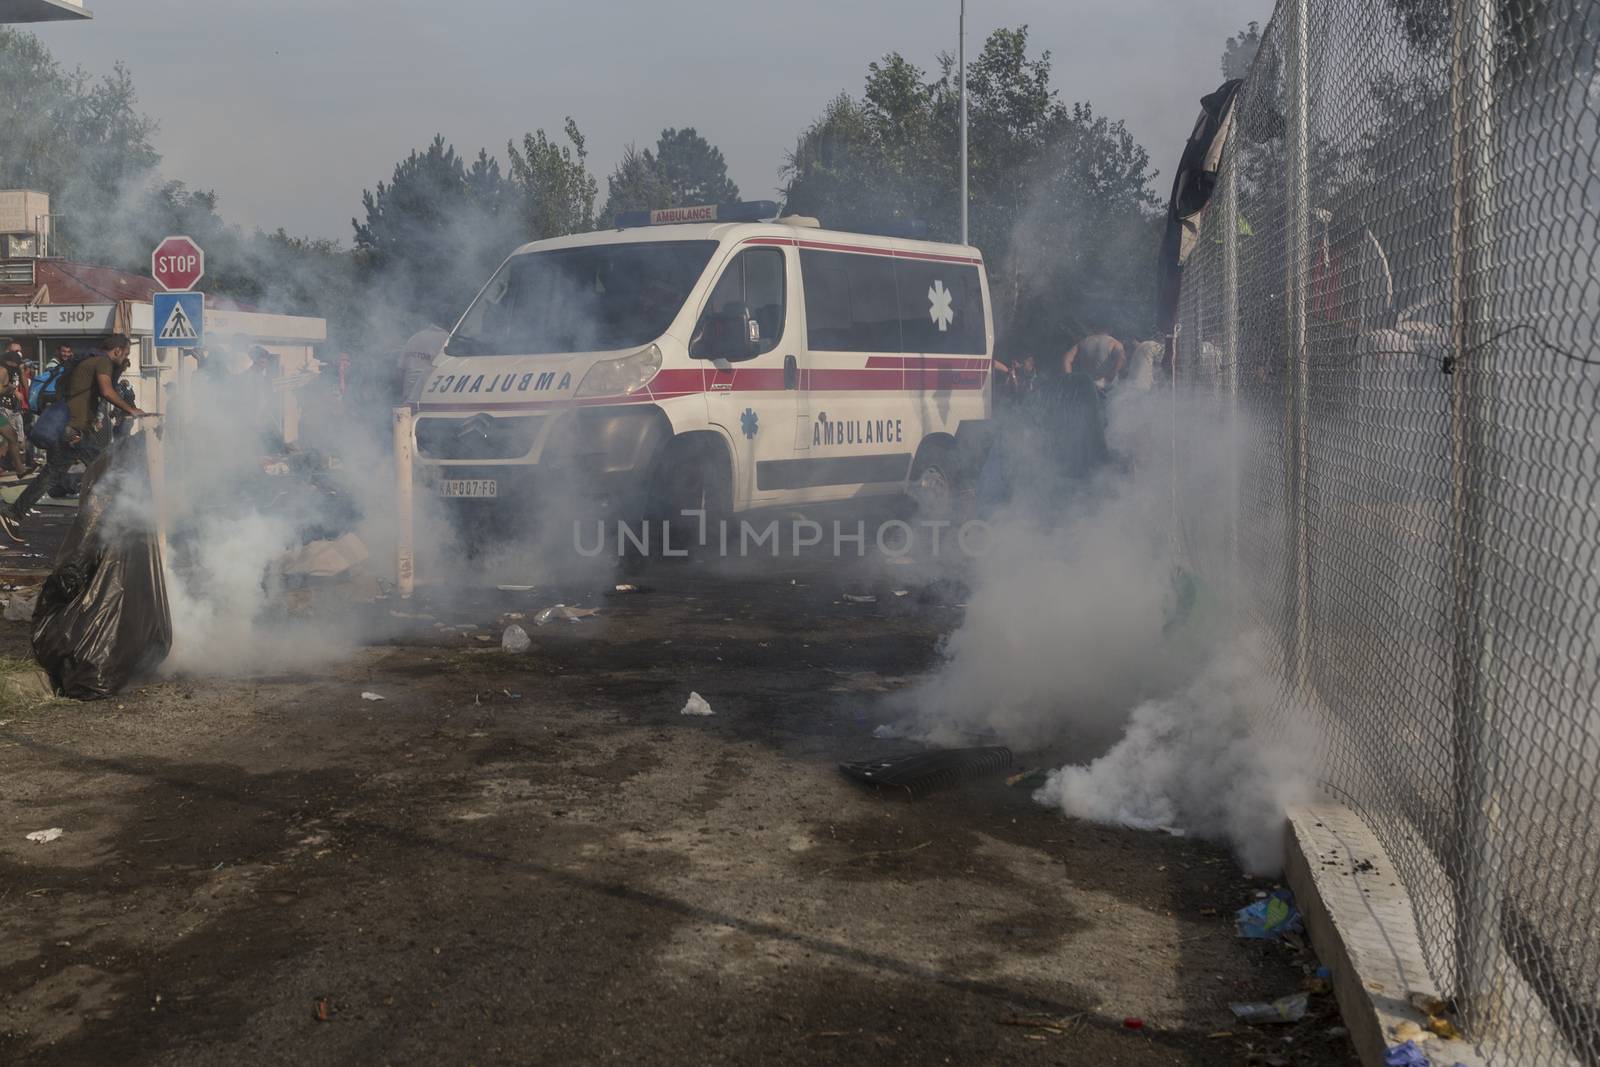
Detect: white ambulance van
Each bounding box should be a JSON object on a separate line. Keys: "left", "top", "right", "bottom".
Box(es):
{"left": 414, "top": 201, "right": 992, "bottom": 523}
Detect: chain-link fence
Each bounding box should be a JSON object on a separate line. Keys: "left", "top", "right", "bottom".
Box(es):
{"left": 1174, "top": 0, "right": 1600, "bottom": 1062}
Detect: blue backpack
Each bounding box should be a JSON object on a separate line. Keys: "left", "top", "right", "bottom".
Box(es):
{"left": 28, "top": 358, "right": 73, "bottom": 411}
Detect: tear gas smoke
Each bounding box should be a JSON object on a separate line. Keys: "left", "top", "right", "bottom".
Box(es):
{"left": 1035, "top": 632, "right": 1313, "bottom": 876}
{"left": 897, "top": 386, "right": 1314, "bottom": 873}
{"left": 67, "top": 171, "right": 621, "bottom": 675}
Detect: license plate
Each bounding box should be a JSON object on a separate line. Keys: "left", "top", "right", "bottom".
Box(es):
{"left": 439, "top": 479, "right": 498, "bottom": 499}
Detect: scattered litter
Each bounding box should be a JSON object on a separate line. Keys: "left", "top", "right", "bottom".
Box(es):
{"left": 842, "top": 593, "right": 876, "bottom": 603}
{"left": 1407, "top": 992, "right": 1449, "bottom": 1016}
{"left": 1392, "top": 1020, "right": 1430, "bottom": 1043}
{"left": 871, "top": 723, "right": 907, "bottom": 739}
{"left": 680, "top": 692, "right": 714, "bottom": 716}
{"left": 313, "top": 997, "right": 331, "bottom": 1022}
{"left": 501, "top": 625, "right": 530, "bottom": 653}
{"left": 1, "top": 667, "right": 55, "bottom": 703}
{"left": 1426, "top": 1015, "right": 1461, "bottom": 1040}
{"left": 1, "top": 589, "right": 38, "bottom": 621}
{"left": 25, "top": 828, "right": 64, "bottom": 844}
{"left": 609, "top": 583, "right": 648, "bottom": 595}
{"left": 1382, "top": 1039, "right": 1464, "bottom": 1067}
{"left": 1122, "top": 1017, "right": 1144, "bottom": 1030}
{"left": 1229, "top": 992, "right": 1308, "bottom": 1024}
{"left": 1235, "top": 889, "right": 1302, "bottom": 939}
{"left": 496, "top": 584, "right": 535, "bottom": 592}
{"left": 533, "top": 604, "right": 600, "bottom": 626}
{"left": 474, "top": 634, "right": 491, "bottom": 642}
{"left": 892, "top": 589, "right": 909, "bottom": 597}
{"left": 361, "top": 692, "right": 385, "bottom": 702}
{"left": 1005, "top": 768, "right": 1050, "bottom": 789}
{"left": 999, "top": 1011, "right": 1076, "bottom": 1035}
{"left": 279, "top": 532, "right": 369, "bottom": 578}
{"left": 840, "top": 746, "right": 1013, "bottom": 798}
{"left": 502, "top": 690, "right": 521, "bottom": 699}
{"left": 388, "top": 610, "right": 434, "bottom": 620}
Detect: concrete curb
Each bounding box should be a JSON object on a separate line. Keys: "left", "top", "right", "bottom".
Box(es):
{"left": 1283, "top": 803, "right": 1485, "bottom": 1067}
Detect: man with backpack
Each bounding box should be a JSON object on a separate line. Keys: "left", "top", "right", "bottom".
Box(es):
{"left": 5, "top": 334, "right": 145, "bottom": 523}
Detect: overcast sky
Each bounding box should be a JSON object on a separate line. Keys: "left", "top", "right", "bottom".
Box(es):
{"left": 32, "top": 0, "right": 1268, "bottom": 241}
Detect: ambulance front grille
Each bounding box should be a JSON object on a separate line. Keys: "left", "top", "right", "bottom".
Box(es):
{"left": 415, "top": 414, "right": 542, "bottom": 461}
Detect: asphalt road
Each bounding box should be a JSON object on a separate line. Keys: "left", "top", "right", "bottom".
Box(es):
{"left": 0, "top": 548, "right": 1359, "bottom": 1066}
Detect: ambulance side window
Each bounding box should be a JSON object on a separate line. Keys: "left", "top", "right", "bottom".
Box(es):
{"left": 799, "top": 250, "right": 902, "bottom": 353}
{"left": 895, "top": 260, "right": 986, "bottom": 355}
{"left": 690, "top": 248, "right": 786, "bottom": 358}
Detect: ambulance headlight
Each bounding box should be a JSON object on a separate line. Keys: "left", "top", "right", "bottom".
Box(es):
{"left": 575, "top": 343, "right": 662, "bottom": 398}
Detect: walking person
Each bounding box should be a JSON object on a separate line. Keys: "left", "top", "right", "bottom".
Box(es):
{"left": 4, "top": 334, "right": 145, "bottom": 524}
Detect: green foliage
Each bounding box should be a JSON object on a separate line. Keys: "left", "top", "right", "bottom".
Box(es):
{"left": 599, "top": 127, "right": 740, "bottom": 224}
{"left": 1222, "top": 22, "right": 1262, "bottom": 80}
{"left": 352, "top": 135, "right": 514, "bottom": 336}
{"left": 506, "top": 118, "right": 598, "bottom": 240}
{"left": 781, "top": 26, "right": 1163, "bottom": 350}
{"left": 0, "top": 28, "right": 160, "bottom": 256}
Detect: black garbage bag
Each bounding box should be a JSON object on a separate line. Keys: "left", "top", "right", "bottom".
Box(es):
{"left": 32, "top": 435, "right": 173, "bottom": 699}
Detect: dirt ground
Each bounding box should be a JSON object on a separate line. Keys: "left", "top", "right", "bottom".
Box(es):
{"left": 0, "top": 516, "right": 1359, "bottom": 1066}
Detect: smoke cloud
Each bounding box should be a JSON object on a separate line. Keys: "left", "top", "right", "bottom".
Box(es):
{"left": 896, "top": 386, "right": 1314, "bottom": 873}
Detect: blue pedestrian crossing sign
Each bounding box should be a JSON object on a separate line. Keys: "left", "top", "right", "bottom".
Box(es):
{"left": 153, "top": 291, "right": 204, "bottom": 348}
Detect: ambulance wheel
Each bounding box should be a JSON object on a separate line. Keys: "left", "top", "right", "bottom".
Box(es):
{"left": 909, "top": 439, "right": 959, "bottom": 522}
{"left": 651, "top": 435, "right": 730, "bottom": 554}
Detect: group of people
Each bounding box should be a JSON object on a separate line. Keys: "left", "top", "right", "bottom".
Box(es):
{"left": 991, "top": 331, "right": 1163, "bottom": 410}
{"left": 0, "top": 335, "right": 146, "bottom": 536}
{"left": 979, "top": 328, "right": 1165, "bottom": 516}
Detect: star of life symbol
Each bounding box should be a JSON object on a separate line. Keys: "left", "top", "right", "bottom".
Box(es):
{"left": 928, "top": 280, "right": 954, "bottom": 332}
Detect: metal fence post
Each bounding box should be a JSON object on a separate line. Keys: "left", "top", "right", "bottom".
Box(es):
{"left": 1449, "top": 0, "right": 1505, "bottom": 1027}
{"left": 1221, "top": 143, "right": 1241, "bottom": 614}
{"left": 393, "top": 406, "right": 416, "bottom": 599}
{"left": 1285, "top": 0, "right": 1312, "bottom": 693}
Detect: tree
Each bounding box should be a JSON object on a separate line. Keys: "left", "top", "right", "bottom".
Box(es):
{"left": 654, "top": 128, "right": 739, "bottom": 206}
{"left": 781, "top": 26, "right": 1162, "bottom": 349}
{"left": 506, "top": 118, "right": 597, "bottom": 240}
{"left": 0, "top": 28, "right": 160, "bottom": 258}
{"left": 1222, "top": 22, "right": 1262, "bottom": 80}
{"left": 599, "top": 144, "right": 672, "bottom": 225}
{"left": 598, "top": 127, "right": 740, "bottom": 224}
{"left": 353, "top": 135, "right": 514, "bottom": 335}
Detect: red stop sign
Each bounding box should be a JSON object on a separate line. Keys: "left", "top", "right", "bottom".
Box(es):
{"left": 151, "top": 235, "right": 205, "bottom": 291}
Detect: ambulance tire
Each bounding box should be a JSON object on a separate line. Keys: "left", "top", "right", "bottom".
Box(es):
{"left": 908, "top": 438, "right": 960, "bottom": 524}
{"left": 650, "top": 434, "right": 731, "bottom": 558}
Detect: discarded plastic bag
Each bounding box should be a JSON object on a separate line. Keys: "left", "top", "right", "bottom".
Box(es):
{"left": 1235, "top": 889, "right": 1302, "bottom": 939}
{"left": 533, "top": 604, "right": 599, "bottom": 626}
{"left": 1381, "top": 1040, "right": 1467, "bottom": 1067}
{"left": 1229, "top": 992, "right": 1308, "bottom": 1024}
{"left": 680, "top": 692, "right": 714, "bottom": 716}
{"left": 25, "top": 828, "right": 64, "bottom": 844}
{"left": 2, "top": 589, "right": 38, "bottom": 622}
{"left": 501, "top": 625, "right": 530, "bottom": 652}
{"left": 32, "top": 437, "right": 172, "bottom": 700}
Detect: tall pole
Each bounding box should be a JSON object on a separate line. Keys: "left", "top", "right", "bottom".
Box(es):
{"left": 1449, "top": 0, "right": 1503, "bottom": 1027}
{"left": 1286, "top": 0, "right": 1311, "bottom": 693}
{"left": 393, "top": 406, "right": 416, "bottom": 599}
{"left": 1221, "top": 143, "right": 1240, "bottom": 613}
{"left": 959, "top": 0, "right": 968, "bottom": 246}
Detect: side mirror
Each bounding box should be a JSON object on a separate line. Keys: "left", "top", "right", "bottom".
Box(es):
{"left": 696, "top": 305, "right": 761, "bottom": 361}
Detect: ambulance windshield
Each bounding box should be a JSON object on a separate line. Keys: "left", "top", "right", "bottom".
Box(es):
{"left": 446, "top": 240, "right": 718, "bottom": 356}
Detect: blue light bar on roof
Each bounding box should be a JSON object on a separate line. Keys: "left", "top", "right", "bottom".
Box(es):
{"left": 613, "top": 200, "right": 780, "bottom": 229}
